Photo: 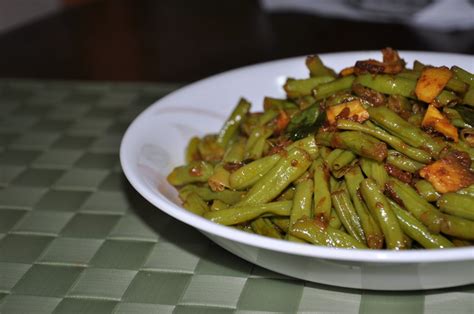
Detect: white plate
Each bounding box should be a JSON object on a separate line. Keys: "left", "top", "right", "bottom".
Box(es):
{"left": 120, "top": 51, "right": 474, "bottom": 290}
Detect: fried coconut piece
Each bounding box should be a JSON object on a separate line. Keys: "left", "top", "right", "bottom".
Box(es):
{"left": 419, "top": 151, "right": 474, "bottom": 193}
{"left": 354, "top": 47, "right": 406, "bottom": 75}
{"left": 415, "top": 66, "right": 452, "bottom": 104}
{"left": 422, "top": 104, "right": 458, "bottom": 142}
{"left": 326, "top": 99, "right": 369, "bottom": 124}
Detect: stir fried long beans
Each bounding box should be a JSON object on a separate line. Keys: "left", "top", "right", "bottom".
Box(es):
{"left": 167, "top": 48, "right": 474, "bottom": 250}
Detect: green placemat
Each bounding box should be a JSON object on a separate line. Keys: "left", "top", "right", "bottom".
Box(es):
{"left": 0, "top": 79, "right": 472, "bottom": 314}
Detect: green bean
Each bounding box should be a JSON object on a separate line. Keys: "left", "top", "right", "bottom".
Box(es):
{"left": 288, "top": 179, "right": 314, "bottom": 241}
{"left": 306, "top": 55, "right": 337, "bottom": 78}
{"left": 257, "top": 109, "right": 279, "bottom": 127}
{"left": 360, "top": 158, "right": 389, "bottom": 188}
{"left": 386, "top": 94, "right": 412, "bottom": 116}
{"left": 277, "top": 186, "right": 296, "bottom": 201}
{"left": 331, "top": 182, "right": 366, "bottom": 244}
{"left": 251, "top": 218, "right": 283, "bottom": 239}
{"left": 182, "top": 192, "right": 209, "bottom": 216}
{"left": 437, "top": 90, "right": 460, "bottom": 106}
{"left": 360, "top": 178, "right": 406, "bottom": 250}
{"left": 389, "top": 199, "right": 454, "bottom": 249}
{"left": 336, "top": 119, "right": 432, "bottom": 163}
{"left": 237, "top": 148, "right": 312, "bottom": 206}
{"left": 318, "top": 146, "right": 332, "bottom": 160}
{"left": 386, "top": 150, "right": 424, "bottom": 173}
{"left": 385, "top": 179, "right": 444, "bottom": 233}
{"left": 287, "top": 135, "right": 319, "bottom": 159}
{"left": 354, "top": 74, "right": 459, "bottom": 106}
{"left": 443, "top": 108, "right": 473, "bottom": 129}
{"left": 344, "top": 166, "right": 384, "bottom": 249}
{"left": 198, "top": 134, "right": 225, "bottom": 162}
{"left": 223, "top": 137, "right": 246, "bottom": 163}
{"left": 244, "top": 126, "right": 273, "bottom": 160}
{"left": 284, "top": 76, "right": 335, "bottom": 98}
{"left": 452, "top": 66, "right": 474, "bottom": 87}
{"left": 229, "top": 154, "right": 280, "bottom": 190}
{"left": 325, "top": 91, "right": 357, "bottom": 107}
{"left": 463, "top": 87, "right": 474, "bottom": 107}
{"left": 316, "top": 131, "right": 388, "bottom": 162}
{"left": 457, "top": 184, "right": 474, "bottom": 197}
{"left": 437, "top": 193, "right": 474, "bottom": 221}
{"left": 185, "top": 136, "right": 201, "bottom": 163}
{"left": 329, "top": 175, "right": 339, "bottom": 192}
{"left": 271, "top": 217, "right": 290, "bottom": 233}
{"left": 354, "top": 74, "right": 415, "bottom": 98}
{"left": 448, "top": 140, "right": 474, "bottom": 161}
{"left": 167, "top": 161, "right": 214, "bottom": 186}
{"left": 296, "top": 95, "right": 318, "bottom": 110}
{"left": 208, "top": 164, "right": 230, "bottom": 192}
{"left": 217, "top": 98, "right": 251, "bottom": 148}
{"left": 234, "top": 224, "right": 254, "bottom": 234}
{"left": 289, "top": 218, "right": 367, "bottom": 249}
{"left": 407, "top": 113, "right": 423, "bottom": 127}
{"left": 386, "top": 179, "right": 474, "bottom": 240}
{"left": 331, "top": 150, "right": 357, "bottom": 171}
{"left": 210, "top": 199, "right": 230, "bottom": 211}
{"left": 204, "top": 200, "right": 292, "bottom": 225}
{"left": 367, "top": 106, "right": 445, "bottom": 157}
{"left": 414, "top": 180, "right": 440, "bottom": 202}
{"left": 323, "top": 148, "right": 344, "bottom": 168}
{"left": 179, "top": 185, "right": 244, "bottom": 204}
{"left": 331, "top": 159, "right": 358, "bottom": 179}
{"left": 329, "top": 210, "right": 342, "bottom": 229}
{"left": 312, "top": 158, "right": 332, "bottom": 223}
{"left": 447, "top": 78, "right": 470, "bottom": 94}
{"left": 263, "top": 97, "right": 299, "bottom": 111}
{"left": 313, "top": 76, "right": 355, "bottom": 101}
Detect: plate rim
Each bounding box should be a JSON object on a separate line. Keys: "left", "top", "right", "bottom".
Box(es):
{"left": 120, "top": 50, "right": 474, "bottom": 264}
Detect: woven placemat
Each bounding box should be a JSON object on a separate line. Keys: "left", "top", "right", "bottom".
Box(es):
{"left": 0, "top": 79, "right": 472, "bottom": 314}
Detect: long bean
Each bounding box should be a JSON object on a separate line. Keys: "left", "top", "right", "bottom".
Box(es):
{"left": 389, "top": 199, "right": 454, "bottom": 249}
{"left": 336, "top": 119, "right": 432, "bottom": 163}
{"left": 167, "top": 161, "right": 214, "bottom": 186}
{"left": 331, "top": 182, "right": 366, "bottom": 244}
{"left": 344, "top": 166, "right": 384, "bottom": 249}
{"left": 360, "top": 178, "right": 406, "bottom": 250}
{"left": 313, "top": 76, "right": 355, "bottom": 101}
{"left": 386, "top": 179, "right": 474, "bottom": 240}
{"left": 386, "top": 150, "right": 424, "bottom": 173}
{"left": 284, "top": 76, "right": 335, "bottom": 98}
{"left": 204, "top": 200, "right": 292, "bottom": 225}
{"left": 367, "top": 106, "right": 445, "bottom": 157}
{"left": 289, "top": 218, "right": 367, "bottom": 249}
{"left": 236, "top": 148, "right": 312, "bottom": 206}
{"left": 312, "top": 158, "right": 332, "bottom": 223}
{"left": 437, "top": 193, "right": 474, "bottom": 221}
{"left": 229, "top": 154, "right": 280, "bottom": 190}
{"left": 288, "top": 179, "right": 314, "bottom": 241}
{"left": 315, "top": 131, "right": 388, "bottom": 162}
{"left": 217, "top": 98, "right": 251, "bottom": 148}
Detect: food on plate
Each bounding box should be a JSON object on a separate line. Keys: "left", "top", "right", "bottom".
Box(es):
{"left": 167, "top": 48, "right": 474, "bottom": 250}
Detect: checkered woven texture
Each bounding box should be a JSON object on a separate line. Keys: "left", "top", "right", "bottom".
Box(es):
{"left": 0, "top": 79, "right": 472, "bottom": 314}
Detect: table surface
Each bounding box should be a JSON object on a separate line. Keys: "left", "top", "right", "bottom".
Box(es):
{"left": 0, "top": 1, "right": 473, "bottom": 313}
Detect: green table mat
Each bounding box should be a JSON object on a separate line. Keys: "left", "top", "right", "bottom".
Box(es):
{"left": 0, "top": 79, "right": 472, "bottom": 314}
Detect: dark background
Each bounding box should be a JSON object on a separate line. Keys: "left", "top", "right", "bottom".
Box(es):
{"left": 0, "top": 0, "right": 472, "bottom": 83}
